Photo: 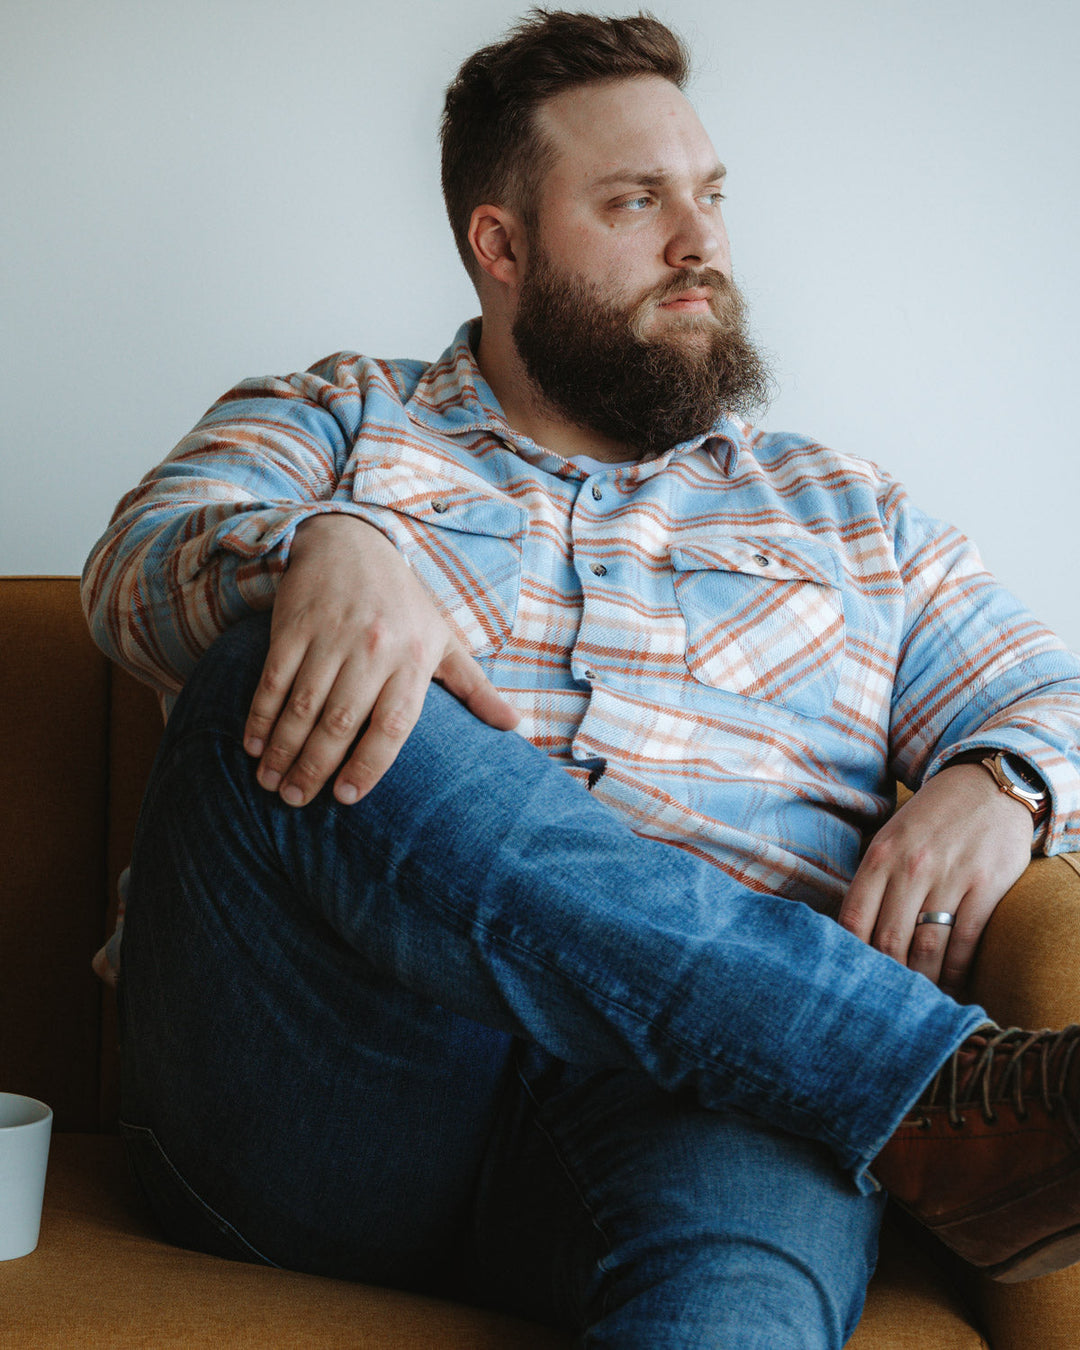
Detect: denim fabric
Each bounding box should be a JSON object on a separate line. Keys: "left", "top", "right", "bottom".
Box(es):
{"left": 469, "top": 1050, "right": 887, "bottom": 1346}
{"left": 118, "top": 613, "right": 983, "bottom": 1345}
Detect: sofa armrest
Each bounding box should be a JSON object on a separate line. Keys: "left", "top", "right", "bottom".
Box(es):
{"left": 964, "top": 853, "right": 1080, "bottom": 1350}
{"left": 970, "top": 854, "right": 1080, "bottom": 1028}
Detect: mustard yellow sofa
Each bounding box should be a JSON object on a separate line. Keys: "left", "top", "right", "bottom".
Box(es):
{"left": 3, "top": 574, "right": 1080, "bottom": 1347}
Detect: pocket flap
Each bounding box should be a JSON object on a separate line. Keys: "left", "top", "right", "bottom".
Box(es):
{"left": 352, "top": 460, "right": 526, "bottom": 539}
{"left": 670, "top": 536, "right": 842, "bottom": 590}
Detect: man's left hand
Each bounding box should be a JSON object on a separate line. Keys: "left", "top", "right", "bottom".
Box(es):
{"left": 837, "top": 763, "right": 1035, "bottom": 995}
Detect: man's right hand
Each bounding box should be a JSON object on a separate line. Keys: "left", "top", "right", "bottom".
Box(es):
{"left": 243, "top": 514, "right": 521, "bottom": 807}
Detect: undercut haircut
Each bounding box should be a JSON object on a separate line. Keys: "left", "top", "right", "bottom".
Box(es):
{"left": 440, "top": 9, "right": 690, "bottom": 280}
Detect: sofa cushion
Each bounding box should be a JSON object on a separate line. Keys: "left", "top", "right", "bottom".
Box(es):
{"left": 0, "top": 1135, "right": 987, "bottom": 1347}
{"left": 0, "top": 1135, "right": 566, "bottom": 1347}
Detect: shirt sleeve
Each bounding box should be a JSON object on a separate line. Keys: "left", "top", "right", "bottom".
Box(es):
{"left": 882, "top": 476, "right": 1080, "bottom": 856}
{"left": 81, "top": 355, "right": 389, "bottom": 697}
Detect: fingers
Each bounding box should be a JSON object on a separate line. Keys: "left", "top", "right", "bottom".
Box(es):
{"left": 882, "top": 890, "right": 991, "bottom": 995}
{"left": 843, "top": 879, "right": 963, "bottom": 990}
{"left": 249, "top": 632, "right": 427, "bottom": 807}
{"left": 841, "top": 851, "right": 996, "bottom": 993}
{"left": 244, "top": 624, "right": 517, "bottom": 809}
{"left": 238, "top": 514, "right": 521, "bottom": 809}
{"left": 331, "top": 667, "right": 429, "bottom": 805}
{"left": 243, "top": 633, "right": 306, "bottom": 763}
{"left": 892, "top": 893, "right": 962, "bottom": 990}
{"left": 435, "top": 647, "right": 521, "bottom": 731}
{"left": 250, "top": 638, "right": 366, "bottom": 803}
{"left": 839, "top": 832, "right": 984, "bottom": 991}
{"left": 936, "top": 911, "right": 986, "bottom": 997}
{"left": 836, "top": 866, "right": 885, "bottom": 947}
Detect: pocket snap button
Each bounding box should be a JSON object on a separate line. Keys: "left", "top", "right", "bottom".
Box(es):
{"left": 590, "top": 563, "right": 608, "bottom": 577}
{"left": 753, "top": 553, "right": 770, "bottom": 567}
{"left": 432, "top": 499, "right": 449, "bottom": 514}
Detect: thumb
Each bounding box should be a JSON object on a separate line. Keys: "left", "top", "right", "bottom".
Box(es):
{"left": 434, "top": 646, "right": 520, "bottom": 730}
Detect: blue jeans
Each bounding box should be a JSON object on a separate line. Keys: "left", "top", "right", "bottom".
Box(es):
{"left": 117, "top": 614, "right": 985, "bottom": 1347}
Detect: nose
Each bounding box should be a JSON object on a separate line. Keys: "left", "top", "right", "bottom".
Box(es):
{"left": 664, "top": 201, "right": 726, "bottom": 272}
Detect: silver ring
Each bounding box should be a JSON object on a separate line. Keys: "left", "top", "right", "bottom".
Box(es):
{"left": 915, "top": 911, "right": 956, "bottom": 928}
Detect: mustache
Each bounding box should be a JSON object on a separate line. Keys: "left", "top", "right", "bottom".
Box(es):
{"left": 648, "top": 268, "right": 732, "bottom": 304}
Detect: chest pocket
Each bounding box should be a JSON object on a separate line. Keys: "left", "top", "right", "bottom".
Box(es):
{"left": 353, "top": 461, "right": 527, "bottom": 658}
{"left": 670, "top": 536, "right": 845, "bottom": 718}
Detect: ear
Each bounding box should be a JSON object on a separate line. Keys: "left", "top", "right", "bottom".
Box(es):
{"left": 468, "top": 204, "right": 525, "bottom": 288}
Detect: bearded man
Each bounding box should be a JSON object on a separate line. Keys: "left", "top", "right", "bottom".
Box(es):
{"left": 83, "top": 10, "right": 1080, "bottom": 1349}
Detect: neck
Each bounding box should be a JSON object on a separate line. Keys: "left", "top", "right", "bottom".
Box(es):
{"left": 474, "top": 313, "right": 643, "bottom": 463}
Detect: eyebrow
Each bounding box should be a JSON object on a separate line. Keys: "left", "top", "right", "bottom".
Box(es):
{"left": 591, "top": 162, "right": 728, "bottom": 190}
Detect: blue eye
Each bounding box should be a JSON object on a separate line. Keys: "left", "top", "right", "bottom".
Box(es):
{"left": 621, "top": 196, "right": 653, "bottom": 211}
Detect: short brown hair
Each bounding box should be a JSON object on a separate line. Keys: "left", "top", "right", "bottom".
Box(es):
{"left": 440, "top": 9, "right": 690, "bottom": 279}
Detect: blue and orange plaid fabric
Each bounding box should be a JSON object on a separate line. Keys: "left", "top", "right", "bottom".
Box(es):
{"left": 83, "top": 320, "right": 1080, "bottom": 920}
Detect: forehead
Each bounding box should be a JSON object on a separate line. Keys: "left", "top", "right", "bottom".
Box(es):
{"left": 533, "top": 75, "right": 721, "bottom": 192}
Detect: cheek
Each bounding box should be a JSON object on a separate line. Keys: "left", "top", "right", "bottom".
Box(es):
{"left": 714, "top": 221, "right": 733, "bottom": 273}
{"left": 539, "top": 216, "right": 658, "bottom": 304}
{"left": 587, "top": 233, "right": 657, "bottom": 291}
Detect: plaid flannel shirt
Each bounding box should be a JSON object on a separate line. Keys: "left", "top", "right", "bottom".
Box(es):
{"left": 83, "top": 320, "right": 1080, "bottom": 936}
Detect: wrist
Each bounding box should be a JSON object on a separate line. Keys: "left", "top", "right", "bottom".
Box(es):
{"left": 940, "top": 750, "right": 1050, "bottom": 849}
{"left": 292, "top": 512, "right": 382, "bottom": 553}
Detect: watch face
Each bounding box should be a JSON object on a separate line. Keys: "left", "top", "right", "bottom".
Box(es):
{"left": 999, "top": 754, "right": 1044, "bottom": 800}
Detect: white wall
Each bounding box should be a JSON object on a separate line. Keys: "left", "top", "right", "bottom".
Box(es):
{"left": 3, "top": 0, "right": 1077, "bottom": 648}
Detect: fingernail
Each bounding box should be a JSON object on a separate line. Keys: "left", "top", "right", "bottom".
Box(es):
{"left": 281, "top": 784, "right": 304, "bottom": 807}
{"left": 336, "top": 782, "right": 359, "bottom": 805}
{"left": 245, "top": 737, "right": 264, "bottom": 756}
{"left": 259, "top": 769, "right": 281, "bottom": 792}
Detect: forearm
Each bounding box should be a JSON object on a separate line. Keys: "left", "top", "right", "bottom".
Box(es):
{"left": 80, "top": 362, "right": 388, "bottom": 695}
{"left": 81, "top": 487, "right": 376, "bottom": 695}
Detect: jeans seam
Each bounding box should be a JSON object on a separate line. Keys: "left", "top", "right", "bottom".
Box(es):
{"left": 514, "top": 1066, "right": 618, "bottom": 1325}
{"left": 119, "top": 1118, "right": 281, "bottom": 1268}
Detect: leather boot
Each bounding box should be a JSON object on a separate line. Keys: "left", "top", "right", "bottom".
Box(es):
{"left": 873, "top": 1024, "right": 1080, "bottom": 1282}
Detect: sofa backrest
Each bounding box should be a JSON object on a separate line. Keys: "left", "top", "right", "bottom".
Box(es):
{"left": 0, "top": 577, "right": 161, "bottom": 1130}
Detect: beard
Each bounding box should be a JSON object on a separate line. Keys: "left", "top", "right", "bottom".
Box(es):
{"left": 511, "top": 243, "right": 772, "bottom": 458}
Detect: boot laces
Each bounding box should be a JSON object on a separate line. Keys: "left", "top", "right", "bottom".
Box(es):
{"left": 913, "top": 1025, "right": 1080, "bottom": 1129}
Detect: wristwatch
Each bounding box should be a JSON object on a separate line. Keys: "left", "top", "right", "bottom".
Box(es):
{"left": 979, "top": 751, "right": 1051, "bottom": 827}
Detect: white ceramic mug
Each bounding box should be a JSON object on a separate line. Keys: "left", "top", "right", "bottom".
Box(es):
{"left": 0, "top": 1093, "right": 53, "bottom": 1260}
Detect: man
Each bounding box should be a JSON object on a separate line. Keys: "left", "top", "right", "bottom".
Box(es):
{"left": 83, "top": 10, "right": 1080, "bottom": 1348}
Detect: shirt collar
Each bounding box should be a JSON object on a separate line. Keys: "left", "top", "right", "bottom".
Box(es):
{"left": 405, "top": 318, "right": 746, "bottom": 479}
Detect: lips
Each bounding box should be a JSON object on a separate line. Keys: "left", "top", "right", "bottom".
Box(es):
{"left": 660, "top": 287, "right": 712, "bottom": 305}
{"left": 656, "top": 286, "right": 716, "bottom": 315}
